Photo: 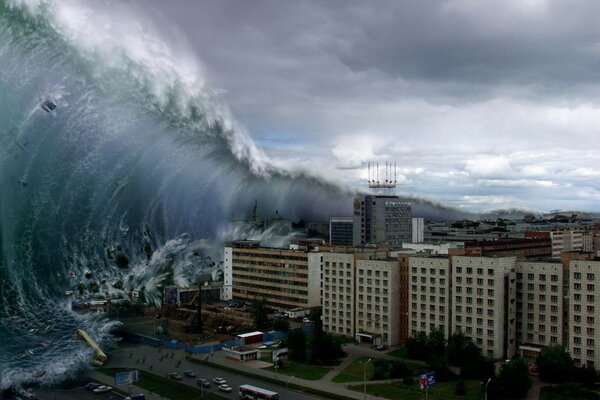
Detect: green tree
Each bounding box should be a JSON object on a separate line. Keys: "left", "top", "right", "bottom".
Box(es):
{"left": 427, "top": 328, "right": 447, "bottom": 359}
{"left": 455, "top": 381, "right": 466, "bottom": 396}
{"left": 536, "top": 345, "right": 575, "bottom": 383}
{"left": 287, "top": 328, "right": 306, "bottom": 362}
{"left": 390, "top": 360, "right": 412, "bottom": 379}
{"left": 578, "top": 363, "right": 598, "bottom": 387}
{"left": 461, "top": 356, "right": 495, "bottom": 381}
{"left": 497, "top": 358, "right": 531, "bottom": 398}
{"left": 250, "top": 298, "right": 269, "bottom": 329}
{"left": 310, "top": 332, "right": 345, "bottom": 365}
{"left": 272, "top": 317, "right": 290, "bottom": 332}
{"left": 448, "top": 331, "right": 480, "bottom": 366}
{"left": 372, "top": 359, "right": 390, "bottom": 380}
{"left": 406, "top": 331, "right": 429, "bottom": 360}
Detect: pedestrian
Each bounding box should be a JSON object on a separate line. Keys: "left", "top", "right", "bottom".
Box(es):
{"left": 149, "top": 364, "right": 153, "bottom": 371}
{"left": 142, "top": 357, "right": 146, "bottom": 364}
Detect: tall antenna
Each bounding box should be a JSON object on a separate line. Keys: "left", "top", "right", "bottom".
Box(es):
{"left": 367, "top": 161, "right": 397, "bottom": 189}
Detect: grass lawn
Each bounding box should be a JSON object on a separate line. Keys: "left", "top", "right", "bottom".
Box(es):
{"left": 349, "top": 380, "right": 483, "bottom": 400}
{"left": 332, "top": 357, "right": 427, "bottom": 383}
{"left": 263, "top": 359, "right": 332, "bottom": 380}
{"left": 539, "top": 384, "right": 600, "bottom": 400}
{"left": 100, "top": 368, "right": 225, "bottom": 400}
{"left": 387, "top": 347, "right": 408, "bottom": 358}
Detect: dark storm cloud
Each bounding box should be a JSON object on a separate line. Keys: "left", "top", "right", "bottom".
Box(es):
{"left": 125, "top": 0, "right": 600, "bottom": 212}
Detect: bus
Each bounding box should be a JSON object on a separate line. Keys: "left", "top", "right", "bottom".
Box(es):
{"left": 239, "top": 384, "right": 279, "bottom": 400}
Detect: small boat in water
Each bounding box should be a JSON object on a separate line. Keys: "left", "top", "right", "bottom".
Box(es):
{"left": 32, "top": 370, "right": 46, "bottom": 378}
{"left": 25, "top": 349, "right": 34, "bottom": 356}
{"left": 41, "top": 99, "right": 57, "bottom": 112}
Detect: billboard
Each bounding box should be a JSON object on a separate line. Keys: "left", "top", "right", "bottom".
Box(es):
{"left": 272, "top": 348, "right": 288, "bottom": 361}
{"left": 419, "top": 372, "right": 436, "bottom": 389}
{"left": 115, "top": 370, "right": 139, "bottom": 385}
{"left": 164, "top": 287, "right": 179, "bottom": 305}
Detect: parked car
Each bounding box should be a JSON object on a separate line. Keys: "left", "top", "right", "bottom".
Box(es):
{"left": 168, "top": 372, "right": 183, "bottom": 381}
{"left": 124, "top": 395, "right": 146, "bottom": 400}
{"left": 375, "top": 344, "right": 388, "bottom": 351}
{"left": 218, "top": 384, "right": 233, "bottom": 393}
{"left": 85, "top": 383, "right": 101, "bottom": 391}
{"left": 92, "top": 385, "right": 113, "bottom": 394}
{"left": 183, "top": 370, "right": 196, "bottom": 378}
{"left": 212, "top": 377, "right": 227, "bottom": 385}
{"left": 302, "top": 317, "right": 311, "bottom": 323}
{"left": 197, "top": 378, "right": 211, "bottom": 388}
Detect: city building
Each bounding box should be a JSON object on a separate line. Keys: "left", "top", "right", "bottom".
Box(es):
{"left": 408, "top": 255, "right": 452, "bottom": 339}
{"left": 525, "top": 230, "right": 585, "bottom": 259}
{"left": 352, "top": 195, "right": 412, "bottom": 248}
{"left": 329, "top": 217, "right": 354, "bottom": 246}
{"left": 568, "top": 260, "right": 600, "bottom": 368}
{"left": 223, "top": 240, "right": 321, "bottom": 310}
{"left": 451, "top": 256, "right": 517, "bottom": 359}
{"left": 515, "top": 262, "right": 563, "bottom": 358}
{"left": 462, "top": 238, "right": 552, "bottom": 259}
{"left": 401, "top": 242, "right": 464, "bottom": 255}
{"left": 412, "top": 217, "right": 424, "bottom": 243}
{"left": 322, "top": 252, "right": 356, "bottom": 338}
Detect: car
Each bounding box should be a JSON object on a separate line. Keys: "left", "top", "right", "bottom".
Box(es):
{"left": 183, "top": 370, "right": 196, "bottom": 378}
{"left": 92, "top": 385, "right": 113, "bottom": 394}
{"left": 168, "top": 372, "right": 183, "bottom": 381}
{"left": 302, "top": 317, "right": 311, "bottom": 323}
{"left": 85, "top": 383, "right": 101, "bottom": 391}
{"left": 212, "top": 377, "right": 227, "bottom": 385}
{"left": 218, "top": 384, "right": 233, "bottom": 393}
{"left": 197, "top": 378, "right": 211, "bottom": 388}
{"left": 375, "top": 344, "right": 388, "bottom": 351}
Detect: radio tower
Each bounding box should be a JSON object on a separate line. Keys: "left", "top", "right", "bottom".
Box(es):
{"left": 367, "top": 161, "right": 397, "bottom": 193}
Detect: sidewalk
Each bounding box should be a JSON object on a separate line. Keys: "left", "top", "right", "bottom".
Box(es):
{"left": 196, "top": 348, "right": 387, "bottom": 400}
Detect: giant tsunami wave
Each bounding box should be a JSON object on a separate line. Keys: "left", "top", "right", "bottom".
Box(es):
{"left": 0, "top": 0, "right": 470, "bottom": 390}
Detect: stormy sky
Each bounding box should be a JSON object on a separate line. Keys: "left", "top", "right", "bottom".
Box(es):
{"left": 134, "top": 0, "right": 600, "bottom": 212}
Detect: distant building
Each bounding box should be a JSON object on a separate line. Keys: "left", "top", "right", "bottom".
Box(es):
{"left": 412, "top": 218, "right": 424, "bottom": 243}
{"left": 462, "top": 238, "right": 552, "bottom": 259}
{"left": 307, "top": 222, "right": 329, "bottom": 238}
{"left": 329, "top": 217, "right": 353, "bottom": 246}
{"left": 353, "top": 195, "right": 411, "bottom": 248}
{"left": 525, "top": 230, "right": 585, "bottom": 259}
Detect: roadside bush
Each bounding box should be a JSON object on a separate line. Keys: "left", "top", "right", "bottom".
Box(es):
{"left": 455, "top": 381, "right": 466, "bottom": 396}
{"left": 403, "top": 377, "right": 415, "bottom": 385}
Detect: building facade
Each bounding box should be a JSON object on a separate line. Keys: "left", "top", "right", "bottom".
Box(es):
{"left": 352, "top": 195, "right": 411, "bottom": 248}
{"left": 322, "top": 252, "right": 356, "bottom": 338}
{"left": 412, "top": 217, "right": 424, "bottom": 243}
{"left": 223, "top": 241, "right": 321, "bottom": 310}
{"left": 515, "top": 262, "right": 563, "bottom": 357}
{"left": 568, "top": 260, "right": 600, "bottom": 368}
{"left": 408, "top": 256, "right": 452, "bottom": 339}
{"left": 451, "top": 256, "right": 517, "bottom": 359}
{"left": 329, "top": 217, "right": 354, "bottom": 246}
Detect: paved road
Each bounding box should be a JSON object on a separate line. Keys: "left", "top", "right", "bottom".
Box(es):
{"left": 108, "top": 344, "right": 323, "bottom": 400}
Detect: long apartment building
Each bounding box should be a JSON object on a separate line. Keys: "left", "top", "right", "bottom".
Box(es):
{"left": 568, "top": 260, "right": 600, "bottom": 368}
{"left": 321, "top": 250, "right": 400, "bottom": 346}
{"left": 408, "top": 256, "right": 451, "bottom": 339}
{"left": 515, "top": 262, "right": 564, "bottom": 356}
{"left": 223, "top": 240, "right": 321, "bottom": 310}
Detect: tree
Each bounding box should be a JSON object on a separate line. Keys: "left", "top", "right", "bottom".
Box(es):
{"left": 272, "top": 317, "right": 290, "bottom": 332}
{"left": 428, "top": 357, "right": 456, "bottom": 382}
{"left": 448, "top": 331, "right": 480, "bottom": 366}
{"left": 390, "top": 360, "right": 412, "bottom": 379}
{"left": 310, "top": 331, "right": 345, "bottom": 365}
{"left": 372, "top": 359, "right": 389, "bottom": 380}
{"left": 406, "top": 331, "right": 429, "bottom": 360}
{"left": 250, "top": 298, "right": 269, "bottom": 329}
{"left": 536, "top": 345, "right": 575, "bottom": 383}
{"left": 427, "top": 328, "right": 447, "bottom": 359}
{"left": 287, "top": 328, "right": 306, "bottom": 362}
{"left": 461, "top": 356, "right": 495, "bottom": 381}
{"left": 578, "top": 363, "right": 598, "bottom": 387}
{"left": 455, "top": 381, "right": 466, "bottom": 396}
{"left": 497, "top": 358, "right": 531, "bottom": 398}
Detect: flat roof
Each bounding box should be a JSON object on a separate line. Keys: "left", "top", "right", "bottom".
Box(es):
{"left": 237, "top": 331, "right": 264, "bottom": 338}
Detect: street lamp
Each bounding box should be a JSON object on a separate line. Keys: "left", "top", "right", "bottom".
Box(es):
{"left": 363, "top": 358, "right": 372, "bottom": 400}
{"left": 484, "top": 378, "right": 492, "bottom": 400}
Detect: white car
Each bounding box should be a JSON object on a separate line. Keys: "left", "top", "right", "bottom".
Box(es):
{"left": 93, "top": 385, "right": 113, "bottom": 394}
{"left": 218, "top": 384, "right": 233, "bottom": 393}
{"left": 212, "top": 377, "right": 227, "bottom": 385}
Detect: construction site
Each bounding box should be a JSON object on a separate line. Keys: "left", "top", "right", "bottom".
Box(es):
{"left": 119, "top": 286, "right": 257, "bottom": 345}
